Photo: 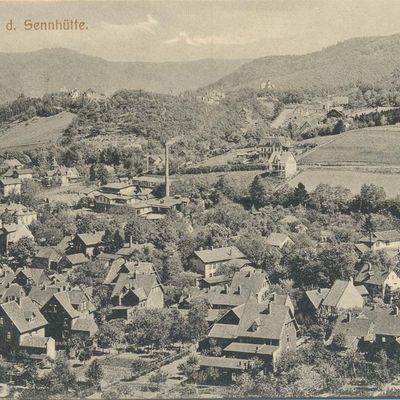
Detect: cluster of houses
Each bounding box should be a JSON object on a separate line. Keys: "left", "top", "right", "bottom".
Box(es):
{"left": 235, "top": 136, "right": 297, "bottom": 178}
{"left": 84, "top": 176, "right": 189, "bottom": 220}
{"left": 0, "top": 157, "right": 82, "bottom": 199}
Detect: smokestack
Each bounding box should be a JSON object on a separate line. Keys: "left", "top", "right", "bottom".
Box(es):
{"left": 165, "top": 143, "right": 170, "bottom": 198}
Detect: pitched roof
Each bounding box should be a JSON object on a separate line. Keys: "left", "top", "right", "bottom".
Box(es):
{"left": 230, "top": 269, "right": 269, "bottom": 295}
{"left": 330, "top": 314, "right": 374, "bottom": 347}
{"left": 194, "top": 246, "right": 246, "bottom": 264}
{"left": 266, "top": 233, "right": 292, "bottom": 247}
{"left": 322, "top": 280, "right": 354, "bottom": 308}
{"left": 223, "top": 342, "right": 279, "bottom": 356}
{"left": 359, "top": 230, "right": 400, "bottom": 244}
{"left": 52, "top": 292, "right": 80, "bottom": 318}
{"left": 360, "top": 305, "right": 400, "bottom": 337}
{"left": 1, "top": 297, "right": 47, "bottom": 333}
{"left": 199, "top": 356, "right": 249, "bottom": 370}
{"left": 115, "top": 243, "right": 155, "bottom": 257}
{"left": 20, "top": 336, "right": 51, "bottom": 349}
{"left": 76, "top": 231, "right": 105, "bottom": 246}
{"left": 1, "top": 159, "right": 23, "bottom": 168}
{"left": 209, "top": 300, "right": 295, "bottom": 342}
{"left": 65, "top": 253, "right": 89, "bottom": 265}
{"left": 71, "top": 317, "right": 98, "bottom": 334}
{"left": 355, "top": 263, "right": 393, "bottom": 286}
{"left": 0, "top": 178, "right": 21, "bottom": 186}
{"left": 305, "top": 288, "right": 330, "bottom": 309}
{"left": 35, "top": 247, "right": 63, "bottom": 261}
{"left": 28, "top": 286, "right": 59, "bottom": 308}
{"left": 111, "top": 273, "right": 157, "bottom": 298}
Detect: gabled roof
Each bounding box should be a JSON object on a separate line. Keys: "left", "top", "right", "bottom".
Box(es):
{"left": 209, "top": 299, "right": 296, "bottom": 342}
{"left": 1, "top": 159, "right": 23, "bottom": 168}
{"left": 360, "top": 305, "right": 400, "bottom": 337}
{"left": 355, "top": 263, "right": 393, "bottom": 286}
{"left": 266, "top": 232, "right": 292, "bottom": 247}
{"left": 14, "top": 268, "right": 48, "bottom": 286}
{"left": 111, "top": 273, "right": 158, "bottom": 299}
{"left": 28, "top": 286, "right": 59, "bottom": 308}
{"left": 1, "top": 297, "right": 47, "bottom": 333}
{"left": 51, "top": 292, "right": 80, "bottom": 318}
{"left": 305, "top": 288, "right": 330, "bottom": 309}
{"left": 194, "top": 246, "right": 246, "bottom": 264}
{"left": 71, "top": 317, "right": 98, "bottom": 335}
{"left": 20, "top": 336, "right": 52, "bottom": 349}
{"left": 75, "top": 231, "right": 105, "bottom": 246}
{"left": 230, "top": 269, "right": 269, "bottom": 295}
{"left": 322, "top": 280, "right": 358, "bottom": 308}
{"left": 359, "top": 230, "right": 400, "bottom": 244}
{"left": 104, "top": 259, "right": 156, "bottom": 285}
{"left": 65, "top": 253, "right": 89, "bottom": 266}
{"left": 0, "top": 178, "right": 21, "bottom": 186}
{"left": 35, "top": 246, "right": 63, "bottom": 261}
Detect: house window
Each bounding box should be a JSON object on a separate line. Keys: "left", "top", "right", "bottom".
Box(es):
{"left": 382, "top": 337, "right": 386, "bottom": 343}
{"left": 6, "top": 331, "right": 11, "bottom": 341}
{"left": 0, "top": 318, "right": 3, "bottom": 326}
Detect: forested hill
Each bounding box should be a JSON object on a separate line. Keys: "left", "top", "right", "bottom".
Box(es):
{"left": 0, "top": 88, "right": 283, "bottom": 167}
{"left": 0, "top": 48, "right": 247, "bottom": 103}
{"left": 206, "top": 34, "right": 400, "bottom": 92}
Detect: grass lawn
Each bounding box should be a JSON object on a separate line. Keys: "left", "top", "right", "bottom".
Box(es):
{"left": 0, "top": 111, "right": 74, "bottom": 152}
{"left": 289, "top": 168, "right": 400, "bottom": 197}
{"left": 300, "top": 126, "right": 400, "bottom": 166}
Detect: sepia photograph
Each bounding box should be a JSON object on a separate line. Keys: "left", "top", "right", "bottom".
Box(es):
{"left": 1, "top": 0, "right": 400, "bottom": 398}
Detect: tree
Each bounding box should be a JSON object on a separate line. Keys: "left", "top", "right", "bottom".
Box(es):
{"left": 185, "top": 298, "right": 209, "bottom": 342}
{"left": 8, "top": 237, "right": 37, "bottom": 265}
{"left": 96, "top": 164, "right": 109, "bottom": 185}
{"left": 67, "top": 260, "right": 108, "bottom": 287}
{"left": 124, "top": 215, "right": 153, "bottom": 244}
{"left": 354, "top": 184, "right": 386, "bottom": 213}
{"left": 43, "top": 355, "right": 76, "bottom": 394}
{"left": 178, "top": 355, "right": 199, "bottom": 382}
{"left": 95, "top": 320, "right": 125, "bottom": 349}
{"left": 292, "top": 182, "right": 309, "bottom": 207}
{"left": 331, "top": 332, "right": 347, "bottom": 351}
{"left": 362, "top": 214, "right": 377, "bottom": 244}
{"left": 250, "top": 175, "right": 273, "bottom": 208}
{"left": 85, "top": 359, "right": 103, "bottom": 389}
{"left": 149, "top": 370, "right": 168, "bottom": 385}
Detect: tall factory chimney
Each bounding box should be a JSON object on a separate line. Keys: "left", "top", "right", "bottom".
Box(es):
{"left": 165, "top": 143, "right": 170, "bottom": 198}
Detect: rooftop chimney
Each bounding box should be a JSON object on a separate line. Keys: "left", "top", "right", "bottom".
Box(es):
{"left": 395, "top": 306, "right": 399, "bottom": 316}
{"left": 237, "top": 285, "right": 242, "bottom": 295}
{"left": 366, "top": 262, "right": 372, "bottom": 271}
{"left": 271, "top": 292, "right": 276, "bottom": 302}
{"left": 224, "top": 284, "right": 229, "bottom": 294}
{"left": 129, "top": 236, "right": 133, "bottom": 248}
{"left": 347, "top": 312, "right": 352, "bottom": 323}
{"left": 165, "top": 143, "right": 170, "bottom": 198}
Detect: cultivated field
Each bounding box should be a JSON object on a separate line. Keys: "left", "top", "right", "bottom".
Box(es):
{"left": 0, "top": 111, "right": 74, "bottom": 151}
{"left": 289, "top": 168, "right": 400, "bottom": 198}
{"left": 300, "top": 126, "right": 400, "bottom": 166}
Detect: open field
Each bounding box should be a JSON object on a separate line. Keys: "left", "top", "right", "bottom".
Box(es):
{"left": 0, "top": 111, "right": 74, "bottom": 151}
{"left": 300, "top": 126, "right": 400, "bottom": 166}
{"left": 289, "top": 168, "right": 400, "bottom": 197}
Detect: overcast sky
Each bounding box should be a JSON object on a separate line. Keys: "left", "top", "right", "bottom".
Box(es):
{"left": 1, "top": 0, "right": 400, "bottom": 62}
